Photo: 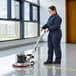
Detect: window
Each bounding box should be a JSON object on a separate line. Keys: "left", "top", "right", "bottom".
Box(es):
{"left": 33, "top": 6, "right": 38, "bottom": 21}
{"left": 0, "top": 0, "right": 40, "bottom": 41}
{"left": 24, "top": 22, "right": 38, "bottom": 38}
{"left": 11, "top": 0, "right": 20, "bottom": 19}
{"left": 24, "top": 2, "right": 30, "bottom": 20}
{"left": 26, "top": 0, "right": 39, "bottom": 4}
{"left": 0, "top": 0, "right": 7, "bottom": 18}
{"left": 0, "top": 21, "right": 20, "bottom": 41}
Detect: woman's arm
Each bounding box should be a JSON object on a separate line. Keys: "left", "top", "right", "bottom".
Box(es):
{"left": 42, "top": 23, "right": 48, "bottom": 29}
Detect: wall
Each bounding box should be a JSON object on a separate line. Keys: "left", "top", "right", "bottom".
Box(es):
{"left": 40, "top": 0, "right": 66, "bottom": 43}
{"left": 0, "top": 38, "right": 43, "bottom": 50}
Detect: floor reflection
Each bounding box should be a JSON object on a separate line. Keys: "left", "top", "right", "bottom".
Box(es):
{"left": 0, "top": 43, "right": 76, "bottom": 76}
{"left": 47, "top": 65, "right": 61, "bottom": 76}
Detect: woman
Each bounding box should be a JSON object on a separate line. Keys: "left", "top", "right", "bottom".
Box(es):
{"left": 41, "top": 6, "right": 62, "bottom": 64}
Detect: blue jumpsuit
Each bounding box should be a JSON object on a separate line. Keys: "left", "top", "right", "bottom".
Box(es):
{"left": 42, "top": 13, "right": 62, "bottom": 62}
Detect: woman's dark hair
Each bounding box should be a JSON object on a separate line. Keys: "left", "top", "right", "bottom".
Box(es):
{"left": 48, "top": 6, "right": 56, "bottom": 11}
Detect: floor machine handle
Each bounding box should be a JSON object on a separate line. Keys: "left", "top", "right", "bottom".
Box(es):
{"left": 32, "top": 30, "right": 46, "bottom": 55}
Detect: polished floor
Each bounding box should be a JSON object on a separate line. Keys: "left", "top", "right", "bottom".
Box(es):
{"left": 0, "top": 42, "right": 76, "bottom": 76}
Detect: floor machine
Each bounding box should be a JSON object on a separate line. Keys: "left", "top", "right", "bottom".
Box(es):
{"left": 13, "top": 30, "right": 46, "bottom": 68}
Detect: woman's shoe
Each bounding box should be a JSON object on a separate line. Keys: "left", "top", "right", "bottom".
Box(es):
{"left": 53, "top": 61, "right": 61, "bottom": 64}
{"left": 44, "top": 61, "right": 53, "bottom": 65}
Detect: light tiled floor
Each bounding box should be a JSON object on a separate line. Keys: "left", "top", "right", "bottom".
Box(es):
{"left": 0, "top": 42, "right": 76, "bottom": 76}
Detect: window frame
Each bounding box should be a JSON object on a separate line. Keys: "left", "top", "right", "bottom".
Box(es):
{"left": 0, "top": 0, "right": 40, "bottom": 42}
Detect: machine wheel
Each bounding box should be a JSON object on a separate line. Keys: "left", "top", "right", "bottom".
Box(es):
{"left": 31, "top": 61, "right": 35, "bottom": 66}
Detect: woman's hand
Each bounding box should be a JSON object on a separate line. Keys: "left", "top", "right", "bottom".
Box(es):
{"left": 45, "top": 28, "right": 49, "bottom": 32}
{"left": 41, "top": 28, "right": 44, "bottom": 31}
{"left": 41, "top": 28, "right": 48, "bottom": 32}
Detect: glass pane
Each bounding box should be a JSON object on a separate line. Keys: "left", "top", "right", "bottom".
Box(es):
{"left": 26, "top": 0, "right": 39, "bottom": 4}
{"left": 11, "top": 0, "right": 20, "bottom": 19}
{"left": 33, "top": 6, "right": 38, "bottom": 21}
{"left": 0, "top": 21, "right": 20, "bottom": 41}
{"left": 0, "top": 0, "right": 7, "bottom": 18}
{"left": 24, "top": 22, "right": 38, "bottom": 38}
{"left": 24, "top": 2, "right": 30, "bottom": 20}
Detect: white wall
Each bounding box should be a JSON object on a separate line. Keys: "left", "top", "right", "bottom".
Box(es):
{"left": 40, "top": 0, "right": 66, "bottom": 43}
{"left": 0, "top": 38, "right": 42, "bottom": 49}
